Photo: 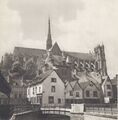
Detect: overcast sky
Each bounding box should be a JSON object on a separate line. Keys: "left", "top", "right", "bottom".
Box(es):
{"left": 0, "top": 0, "right": 118, "bottom": 78}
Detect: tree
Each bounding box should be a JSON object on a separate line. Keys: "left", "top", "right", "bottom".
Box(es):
{"left": 23, "top": 58, "right": 37, "bottom": 80}
{"left": 1, "top": 53, "right": 14, "bottom": 76}
{"left": 9, "top": 60, "right": 25, "bottom": 77}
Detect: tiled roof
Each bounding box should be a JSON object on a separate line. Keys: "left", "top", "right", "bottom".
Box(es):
{"left": 14, "top": 47, "right": 46, "bottom": 57}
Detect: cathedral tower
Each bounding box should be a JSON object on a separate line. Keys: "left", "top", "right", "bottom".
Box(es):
{"left": 94, "top": 44, "right": 107, "bottom": 76}
{"left": 46, "top": 18, "right": 52, "bottom": 50}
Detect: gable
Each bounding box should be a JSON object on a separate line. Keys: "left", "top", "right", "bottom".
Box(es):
{"left": 51, "top": 42, "right": 62, "bottom": 56}
{"left": 74, "top": 82, "right": 82, "bottom": 91}
{"left": 44, "top": 71, "right": 64, "bottom": 85}
{"left": 65, "top": 82, "right": 73, "bottom": 92}
{"left": 85, "top": 81, "right": 99, "bottom": 91}
{"left": 102, "top": 76, "right": 112, "bottom": 87}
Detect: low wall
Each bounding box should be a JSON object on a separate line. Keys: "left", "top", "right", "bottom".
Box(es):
{"left": 84, "top": 113, "right": 117, "bottom": 120}
{"left": 10, "top": 111, "right": 70, "bottom": 120}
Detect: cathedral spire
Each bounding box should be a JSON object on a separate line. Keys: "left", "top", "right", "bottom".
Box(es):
{"left": 46, "top": 18, "right": 52, "bottom": 50}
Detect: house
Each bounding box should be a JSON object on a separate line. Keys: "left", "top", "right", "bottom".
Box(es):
{"left": 65, "top": 72, "right": 103, "bottom": 104}
{"left": 80, "top": 80, "right": 102, "bottom": 103}
{"left": 27, "top": 70, "right": 65, "bottom": 107}
{"left": 65, "top": 80, "right": 83, "bottom": 105}
{"left": 101, "top": 76, "right": 113, "bottom": 103}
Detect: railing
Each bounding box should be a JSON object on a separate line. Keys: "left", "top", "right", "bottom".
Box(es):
{"left": 41, "top": 105, "right": 70, "bottom": 115}
{"left": 85, "top": 103, "right": 117, "bottom": 115}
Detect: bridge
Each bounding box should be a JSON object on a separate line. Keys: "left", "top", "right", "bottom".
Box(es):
{"left": 41, "top": 107, "right": 84, "bottom": 120}
{"left": 3, "top": 104, "right": 117, "bottom": 120}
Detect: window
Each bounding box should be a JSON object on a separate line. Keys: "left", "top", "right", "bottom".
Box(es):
{"left": 86, "top": 90, "right": 90, "bottom": 97}
{"left": 58, "top": 98, "right": 61, "bottom": 104}
{"left": 28, "top": 88, "right": 30, "bottom": 95}
{"left": 33, "top": 87, "right": 35, "bottom": 95}
{"left": 93, "top": 91, "right": 98, "bottom": 97}
{"left": 107, "top": 92, "right": 111, "bottom": 96}
{"left": 51, "top": 78, "right": 56, "bottom": 82}
{"left": 76, "top": 92, "right": 79, "bottom": 97}
{"left": 70, "top": 91, "right": 73, "bottom": 96}
{"left": 35, "top": 87, "right": 37, "bottom": 94}
{"left": 51, "top": 86, "right": 56, "bottom": 92}
{"left": 39, "top": 87, "right": 41, "bottom": 92}
{"left": 107, "top": 85, "right": 111, "bottom": 89}
{"left": 48, "top": 96, "right": 54, "bottom": 104}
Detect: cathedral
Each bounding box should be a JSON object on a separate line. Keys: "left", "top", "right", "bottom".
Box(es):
{"left": 13, "top": 18, "right": 107, "bottom": 82}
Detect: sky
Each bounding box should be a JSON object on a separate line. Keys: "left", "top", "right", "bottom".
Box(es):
{"left": 0, "top": 0, "right": 118, "bottom": 78}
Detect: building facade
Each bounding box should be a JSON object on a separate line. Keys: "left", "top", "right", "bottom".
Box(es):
{"left": 27, "top": 70, "right": 65, "bottom": 107}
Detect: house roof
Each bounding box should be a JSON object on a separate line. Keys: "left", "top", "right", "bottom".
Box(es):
{"left": 101, "top": 76, "right": 111, "bottom": 86}
{"left": 30, "top": 70, "right": 53, "bottom": 86}
{"left": 70, "top": 80, "right": 77, "bottom": 88}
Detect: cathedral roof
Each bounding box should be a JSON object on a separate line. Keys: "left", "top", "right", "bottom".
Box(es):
{"left": 14, "top": 47, "right": 46, "bottom": 57}
{"left": 13, "top": 46, "right": 95, "bottom": 62}
{"left": 51, "top": 42, "right": 62, "bottom": 56}
{"left": 65, "top": 51, "right": 95, "bottom": 61}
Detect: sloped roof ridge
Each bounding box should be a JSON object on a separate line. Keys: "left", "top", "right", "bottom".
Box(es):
{"left": 30, "top": 70, "right": 53, "bottom": 85}
{"left": 14, "top": 46, "right": 46, "bottom": 51}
